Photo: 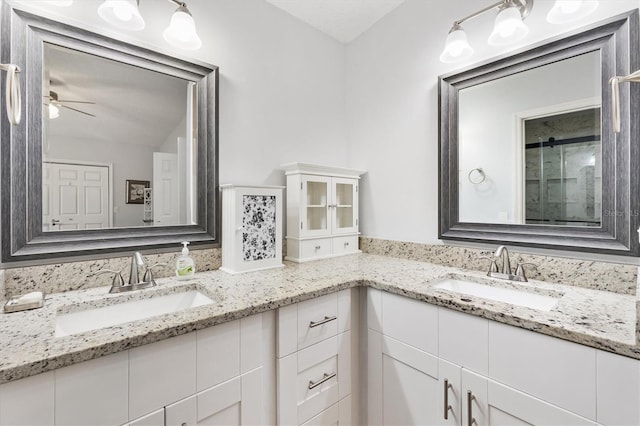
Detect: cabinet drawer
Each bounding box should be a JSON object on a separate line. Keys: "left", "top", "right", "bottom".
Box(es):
{"left": 331, "top": 235, "right": 358, "bottom": 254}
{"left": 300, "top": 400, "right": 339, "bottom": 426}
{"left": 489, "top": 321, "right": 596, "bottom": 420}
{"left": 297, "top": 292, "right": 339, "bottom": 350}
{"left": 439, "top": 307, "right": 488, "bottom": 375}
{"left": 300, "top": 238, "right": 332, "bottom": 259}
{"left": 278, "top": 290, "right": 352, "bottom": 357}
{"left": 278, "top": 333, "right": 351, "bottom": 425}
{"left": 382, "top": 291, "right": 438, "bottom": 355}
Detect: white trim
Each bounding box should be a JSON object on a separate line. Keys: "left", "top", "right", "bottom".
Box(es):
{"left": 281, "top": 162, "right": 366, "bottom": 179}
{"left": 513, "top": 97, "right": 601, "bottom": 225}
{"left": 43, "top": 158, "right": 114, "bottom": 227}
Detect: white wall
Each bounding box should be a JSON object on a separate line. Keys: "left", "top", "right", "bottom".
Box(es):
{"left": 346, "top": 0, "right": 639, "bottom": 245}
{"left": 11, "top": 0, "right": 349, "bottom": 187}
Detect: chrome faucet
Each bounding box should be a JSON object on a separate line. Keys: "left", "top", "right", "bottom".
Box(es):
{"left": 494, "top": 245, "right": 512, "bottom": 275}
{"left": 484, "top": 245, "right": 535, "bottom": 282}
{"left": 129, "top": 251, "right": 146, "bottom": 285}
{"left": 89, "top": 252, "right": 168, "bottom": 293}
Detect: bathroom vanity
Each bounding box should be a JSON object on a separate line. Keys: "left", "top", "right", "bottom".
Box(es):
{"left": 0, "top": 253, "right": 638, "bottom": 426}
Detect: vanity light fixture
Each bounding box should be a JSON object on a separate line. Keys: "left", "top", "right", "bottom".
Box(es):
{"left": 440, "top": 23, "right": 474, "bottom": 63}
{"left": 487, "top": 0, "right": 530, "bottom": 46}
{"left": 546, "top": 1, "right": 599, "bottom": 24}
{"left": 163, "top": 1, "right": 202, "bottom": 51}
{"left": 95, "top": 0, "right": 202, "bottom": 50}
{"left": 98, "top": 0, "right": 146, "bottom": 31}
{"left": 440, "top": 0, "right": 533, "bottom": 63}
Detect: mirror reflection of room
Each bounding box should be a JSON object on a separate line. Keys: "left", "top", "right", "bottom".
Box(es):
{"left": 458, "top": 50, "right": 601, "bottom": 227}
{"left": 42, "top": 43, "right": 198, "bottom": 231}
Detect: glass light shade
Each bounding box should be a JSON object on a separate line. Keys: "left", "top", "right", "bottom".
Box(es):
{"left": 163, "top": 7, "right": 202, "bottom": 50}
{"left": 97, "top": 0, "right": 145, "bottom": 31}
{"left": 546, "top": 1, "right": 599, "bottom": 24}
{"left": 488, "top": 5, "right": 529, "bottom": 46}
{"left": 440, "top": 26, "right": 474, "bottom": 63}
{"left": 42, "top": 0, "right": 73, "bottom": 6}
{"left": 49, "top": 103, "right": 60, "bottom": 119}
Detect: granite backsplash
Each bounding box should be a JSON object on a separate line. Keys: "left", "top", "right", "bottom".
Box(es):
{"left": 1, "top": 237, "right": 637, "bottom": 299}
{"left": 359, "top": 237, "right": 639, "bottom": 296}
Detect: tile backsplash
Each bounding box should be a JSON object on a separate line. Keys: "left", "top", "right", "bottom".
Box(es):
{"left": 359, "top": 237, "right": 638, "bottom": 296}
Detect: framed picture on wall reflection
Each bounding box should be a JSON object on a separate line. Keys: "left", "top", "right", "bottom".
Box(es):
{"left": 126, "top": 180, "right": 150, "bottom": 204}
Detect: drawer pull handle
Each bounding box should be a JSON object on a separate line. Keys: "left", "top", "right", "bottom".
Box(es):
{"left": 467, "top": 391, "right": 477, "bottom": 426}
{"left": 315, "top": 245, "right": 321, "bottom": 250}
{"left": 309, "top": 315, "right": 337, "bottom": 328}
{"left": 308, "top": 372, "right": 336, "bottom": 389}
{"left": 344, "top": 242, "right": 349, "bottom": 246}
{"left": 444, "top": 379, "right": 453, "bottom": 420}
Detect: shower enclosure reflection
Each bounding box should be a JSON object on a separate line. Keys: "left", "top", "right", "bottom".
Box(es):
{"left": 524, "top": 108, "right": 601, "bottom": 226}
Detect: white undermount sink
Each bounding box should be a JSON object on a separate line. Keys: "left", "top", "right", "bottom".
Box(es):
{"left": 433, "top": 278, "right": 560, "bottom": 311}
{"left": 55, "top": 290, "right": 214, "bottom": 337}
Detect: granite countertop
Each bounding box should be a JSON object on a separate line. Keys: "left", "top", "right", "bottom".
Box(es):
{"left": 1, "top": 254, "right": 638, "bottom": 384}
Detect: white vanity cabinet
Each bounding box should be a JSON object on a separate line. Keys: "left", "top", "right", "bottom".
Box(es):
{"left": 276, "top": 289, "right": 358, "bottom": 426}
{"left": 282, "top": 163, "right": 365, "bottom": 262}
{"left": 366, "top": 288, "right": 639, "bottom": 426}
{"left": 0, "top": 313, "right": 268, "bottom": 426}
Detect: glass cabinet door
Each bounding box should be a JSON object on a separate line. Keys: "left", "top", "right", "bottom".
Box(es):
{"left": 331, "top": 178, "right": 358, "bottom": 234}
{"left": 301, "top": 175, "right": 330, "bottom": 237}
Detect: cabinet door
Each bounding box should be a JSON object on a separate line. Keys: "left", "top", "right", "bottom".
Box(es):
{"left": 380, "top": 335, "right": 440, "bottom": 426}
{"left": 485, "top": 380, "right": 594, "bottom": 426}
{"left": 300, "top": 175, "right": 331, "bottom": 238}
{"left": 55, "top": 351, "right": 129, "bottom": 426}
{"left": 166, "top": 369, "right": 263, "bottom": 426}
{"left": 0, "top": 371, "right": 54, "bottom": 426}
{"left": 129, "top": 333, "right": 197, "bottom": 420}
{"left": 330, "top": 178, "right": 358, "bottom": 235}
{"left": 126, "top": 409, "right": 165, "bottom": 426}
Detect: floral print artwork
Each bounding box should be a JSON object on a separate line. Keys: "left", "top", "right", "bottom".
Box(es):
{"left": 243, "top": 195, "right": 277, "bottom": 261}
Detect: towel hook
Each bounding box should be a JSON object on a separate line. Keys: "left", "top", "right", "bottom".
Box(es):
{"left": 0, "top": 63, "right": 21, "bottom": 125}
{"left": 468, "top": 168, "right": 486, "bottom": 184}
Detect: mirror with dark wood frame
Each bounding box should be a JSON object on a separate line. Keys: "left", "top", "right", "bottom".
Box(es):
{"left": 439, "top": 11, "right": 639, "bottom": 256}
{"left": 0, "top": 3, "right": 219, "bottom": 264}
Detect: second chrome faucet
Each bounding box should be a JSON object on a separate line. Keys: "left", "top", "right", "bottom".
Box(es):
{"left": 486, "top": 245, "right": 535, "bottom": 282}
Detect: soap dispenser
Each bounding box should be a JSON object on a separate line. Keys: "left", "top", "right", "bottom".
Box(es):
{"left": 176, "top": 241, "right": 195, "bottom": 280}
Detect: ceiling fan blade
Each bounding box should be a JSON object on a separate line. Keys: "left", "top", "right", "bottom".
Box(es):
{"left": 61, "top": 104, "right": 96, "bottom": 117}
{"left": 58, "top": 100, "right": 96, "bottom": 104}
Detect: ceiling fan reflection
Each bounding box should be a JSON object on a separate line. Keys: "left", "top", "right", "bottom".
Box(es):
{"left": 44, "top": 91, "right": 96, "bottom": 119}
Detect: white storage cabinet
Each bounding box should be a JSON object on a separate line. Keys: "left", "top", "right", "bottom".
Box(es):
{"left": 220, "top": 185, "right": 284, "bottom": 274}
{"left": 281, "top": 163, "right": 365, "bottom": 262}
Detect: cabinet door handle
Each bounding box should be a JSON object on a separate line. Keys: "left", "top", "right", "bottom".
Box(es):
{"left": 308, "top": 372, "right": 336, "bottom": 389}
{"left": 315, "top": 245, "right": 321, "bottom": 250}
{"left": 444, "top": 379, "right": 453, "bottom": 420}
{"left": 309, "top": 315, "right": 337, "bottom": 328}
{"left": 467, "top": 391, "right": 477, "bottom": 426}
